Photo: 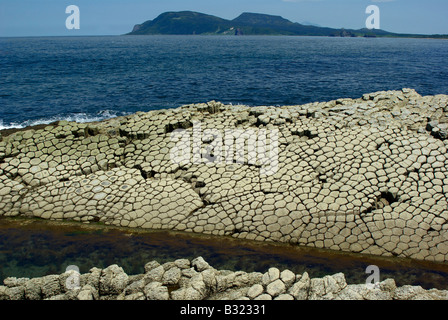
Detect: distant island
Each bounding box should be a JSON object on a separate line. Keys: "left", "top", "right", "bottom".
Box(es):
{"left": 127, "top": 11, "right": 448, "bottom": 39}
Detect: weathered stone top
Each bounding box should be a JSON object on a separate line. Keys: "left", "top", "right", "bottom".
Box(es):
{"left": 0, "top": 88, "right": 448, "bottom": 263}
{"left": 1, "top": 257, "right": 447, "bottom": 300}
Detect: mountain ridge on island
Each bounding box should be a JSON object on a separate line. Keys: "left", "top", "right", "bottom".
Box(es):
{"left": 127, "top": 11, "right": 448, "bottom": 38}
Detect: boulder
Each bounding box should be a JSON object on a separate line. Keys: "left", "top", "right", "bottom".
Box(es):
{"left": 288, "top": 272, "right": 310, "bottom": 300}
{"left": 266, "top": 279, "right": 286, "bottom": 297}
{"left": 191, "top": 256, "right": 211, "bottom": 272}
{"left": 247, "top": 284, "right": 264, "bottom": 299}
{"left": 144, "top": 265, "right": 165, "bottom": 283}
{"left": 24, "top": 278, "right": 43, "bottom": 300}
{"left": 98, "top": 265, "right": 129, "bottom": 296}
{"left": 144, "top": 282, "right": 169, "bottom": 300}
{"left": 41, "top": 275, "right": 62, "bottom": 299}
{"left": 77, "top": 284, "right": 99, "bottom": 300}
{"left": 162, "top": 267, "right": 182, "bottom": 285}
{"left": 262, "top": 267, "right": 280, "bottom": 286}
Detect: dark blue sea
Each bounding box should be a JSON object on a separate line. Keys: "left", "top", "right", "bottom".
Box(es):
{"left": 1, "top": 35, "right": 448, "bottom": 128}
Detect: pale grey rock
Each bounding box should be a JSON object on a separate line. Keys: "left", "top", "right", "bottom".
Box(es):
{"left": 98, "top": 264, "right": 129, "bottom": 296}
{"left": 171, "top": 286, "right": 203, "bottom": 300}
{"left": 266, "top": 279, "right": 286, "bottom": 297}
{"left": 162, "top": 267, "right": 182, "bottom": 285}
{"left": 144, "top": 281, "right": 169, "bottom": 300}
{"left": 4, "top": 286, "right": 25, "bottom": 300}
{"left": 288, "top": 272, "right": 310, "bottom": 300}
{"left": 84, "top": 267, "right": 102, "bottom": 291}
{"left": 0, "top": 286, "right": 8, "bottom": 300}
{"left": 192, "top": 256, "right": 211, "bottom": 272}
{"left": 262, "top": 267, "right": 280, "bottom": 286}
{"left": 341, "top": 284, "right": 376, "bottom": 300}
{"left": 274, "top": 293, "right": 294, "bottom": 300}
{"left": 334, "top": 286, "right": 365, "bottom": 300}
{"left": 24, "top": 278, "right": 43, "bottom": 300}
{"left": 190, "top": 274, "right": 208, "bottom": 298}
{"left": 41, "top": 275, "right": 62, "bottom": 299}
{"left": 225, "top": 271, "right": 252, "bottom": 288}
{"left": 211, "top": 287, "right": 249, "bottom": 300}
{"left": 254, "top": 293, "right": 272, "bottom": 300}
{"left": 63, "top": 287, "right": 82, "bottom": 300}
{"left": 364, "top": 288, "right": 394, "bottom": 300}
{"left": 174, "top": 259, "right": 191, "bottom": 269}
{"left": 46, "top": 294, "right": 68, "bottom": 300}
{"left": 201, "top": 269, "right": 218, "bottom": 291}
{"left": 309, "top": 278, "right": 326, "bottom": 300}
{"left": 331, "top": 272, "right": 347, "bottom": 290}
{"left": 123, "top": 292, "right": 146, "bottom": 300}
{"left": 379, "top": 278, "right": 397, "bottom": 294}
{"left": 3, "top": 277, "right": 29, "bottom": 288}
{"left": 144, "top": 265, "right": 165, "bottom": 283}
{"left": 322, "top": 274, "right": 344, "bottom": 296}
{"left": 161, "top": 261, "right": 176, "bottom": 271}
{"left": 247, "top": 284, "right": 264, "bottom": 299}
{"left": 394, "top": 285, "right": 438, "bottom": 300}
{"left": 280, "top": 269, "right": 296, "bottom": 288}
{"left": 77, "top": 284, "right": 99, "bottom": 300}
{"left": 181, "top": 267, "right": 199, "bottom": 279}
{"left": 0, "top": 187, "right": 11, "bottom": 197}
{"left": 425, "top": 289, "right": 448, "bottom": 300}
{"left": 123, "top": 278, "right": 145, "bottom": 296}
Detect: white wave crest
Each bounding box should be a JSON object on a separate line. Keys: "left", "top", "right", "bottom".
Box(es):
{"left": 0, "top": 110, "right": 127, "bottom": 130}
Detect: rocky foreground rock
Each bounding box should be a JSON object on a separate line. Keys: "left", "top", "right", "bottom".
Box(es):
{"left": 1, "top": 88, "right": 448, "bottom": 263}
{"left": 0, "top": 257, "right": 446, "bottom": 300}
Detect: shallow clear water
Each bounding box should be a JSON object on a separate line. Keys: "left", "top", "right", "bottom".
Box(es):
{"left": 1, "top": 36, "right": 448, "bottom": 128}
{"left": 1, "top": 218, "right": 447, "bottom": 290}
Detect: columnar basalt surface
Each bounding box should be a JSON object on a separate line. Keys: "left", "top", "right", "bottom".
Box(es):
{"left": 1, "top": 89, "right": 448, "bottom": 262}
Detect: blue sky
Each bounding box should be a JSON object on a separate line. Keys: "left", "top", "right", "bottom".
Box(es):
{"left": 0, "top": 0, "right": 447, "bottom": 37}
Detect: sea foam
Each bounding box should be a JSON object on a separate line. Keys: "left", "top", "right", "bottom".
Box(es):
{"left": 0, "top": 110, "right": 127, "bottom": 130}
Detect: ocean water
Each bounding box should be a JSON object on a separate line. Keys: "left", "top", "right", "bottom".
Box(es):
{"left": 1, "top": 35, "right": 448, "bottom": 129}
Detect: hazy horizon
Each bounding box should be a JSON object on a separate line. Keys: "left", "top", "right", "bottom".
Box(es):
{"left": 0, "top": 0, "right": 447, "bottom": 37}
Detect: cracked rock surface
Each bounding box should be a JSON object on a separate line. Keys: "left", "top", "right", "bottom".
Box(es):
{"left": 1, "top": 88, "right": 448, "bottom": 262}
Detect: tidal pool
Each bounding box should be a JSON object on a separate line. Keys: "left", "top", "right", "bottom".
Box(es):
{"left": 1, "top": 217, "right": 447, "bottom": 290}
